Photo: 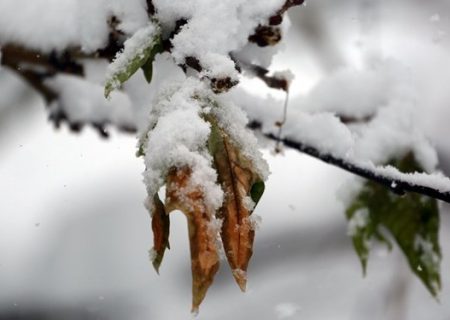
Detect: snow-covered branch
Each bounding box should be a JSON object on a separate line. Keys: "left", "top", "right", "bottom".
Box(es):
{"left": 4, "top": 45, "right": 450, "bottom": 204}
{"left": 264, "top": 131, "right": 450, "bottom": 203}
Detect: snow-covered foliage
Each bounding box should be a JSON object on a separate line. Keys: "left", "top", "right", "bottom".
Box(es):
{"left": 0, "top": 0, "right": 449, "bottom": 313}
{"left": 142, "top": 78, "right": 224, "bottom": 211}
{"left": 105, "top": 21, "right": 162, "bottom": 97}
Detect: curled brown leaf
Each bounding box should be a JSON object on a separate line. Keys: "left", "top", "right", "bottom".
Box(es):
{"left": 209, "top": 121, "right": 263, "bottom": 291}
{"left": 150, "top": 193, "right": 170, "bottom": 274}
{"left": 165, "top": 167, "right": 220, "bottom": 313}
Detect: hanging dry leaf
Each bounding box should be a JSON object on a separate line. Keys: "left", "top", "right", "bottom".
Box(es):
{"left": 208, "top": 120, "right": 264, "bottom": 291}
{"left": 165, "top": 166, "right": 220, "bottom": 313}
{"left": 150, "top": 193, "right": 170, "bottom": 274}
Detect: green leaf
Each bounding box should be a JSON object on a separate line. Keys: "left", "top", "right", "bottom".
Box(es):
{"left": 105, "top": 24, "right": 163, "bottom": 98}
{"left": 136, "top": 143, "right": 146, "bottom": 158}
{"left": 141, "top": 55, "right": 155, "bottom": 83}
{"left": 346, "top": 153, "right": 441, "bottom": 296}
{"left": 250, "top": 181, "right": 265, "bottom": 206}
{"left": 140, "top": 36, "right": 164, "bottom": 83}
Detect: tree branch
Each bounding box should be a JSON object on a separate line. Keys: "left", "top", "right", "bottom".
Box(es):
{"left": 4, "top": 42, "right": 450, "bottom": 203}
{"left": 232, "top": 57, "right": 289, "bottom": 91}
{"left": 263, "top": 132, "right": 450, "bottom": 203}
{"left": 2, "top": 1, "right": 450, "bottom": 204}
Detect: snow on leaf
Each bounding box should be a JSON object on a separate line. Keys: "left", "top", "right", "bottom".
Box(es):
{"left": 208, "top": 117, "right": 265, "bottom": 291}
{"left": 142, "top": 78, "right": 224, "bottom": 211}
{"left": 104, "top": 22, "right": 162, "bottom": 98}
{"left": 346, "top": 153, "right": 441, "bottom": 296}
{"left": 141, "top": 79, "right": 269, "bottom": 309}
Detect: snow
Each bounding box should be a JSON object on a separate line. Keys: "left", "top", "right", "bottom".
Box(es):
{"left": 229, "top": 56, "right": 450, "bottom": 196}
{"left": 148, "top": 248, "right": 157, "bottom": 262}
{"left": 283, "top": 111, "right": 355, "bottom": 158}
{"left": 361, "top": 162, "right": 450, "bottom": 193}
{"left": 155, "top": 0, "right": 283, "bottom": 56}
{"left": 199, "top": 53, "right": 239, "bottom": 83}
{"left": 125, "top": 52, "right": 186, "bottom": 132}
{"left": 0, "top": 0, "right": 148, "bottom": 52}
{"left": 214, "top": 95, "right": 270, "bottom": 180}
{"left": 45, "top": 74, "right": 135, "bottom": 128}
{"left": 142, "top": 78, "right": 223, "bottom": 212}
{"left": 300, "top": 62, "right": 396, "bottom": 119}
{"left": 105, "top": 22, "right": 160, "bottom": 96}
{"left": 248, "top": 214, "right": 262, "bottom": 231}
{"left": 3, "top": 0, "right": 446, "bottom": 199}
{"left": 414, "top": 235, "right": 441, "bottom": 293}
{"left": 336, "top": 161, "right": 450, "bottom": 203}
{"left": 414, "top": 235, "right": 440, "bottom": 270}
{"left": 347, "top": 208, "right": 370, "bottom": 237}
{"left": 142, "top": 74, "right": 271, "bottom": 216}
{"left": 232, "top": 15, "right": 291, "bottom": 72}
{"left": 353, "top": 103, "right": 438, "bottom": 171}
{"left": 243, "top": 196, "right": 256, "bottom": 212}
{"left": 154, "top": 0, "right": 285, "bottom": 79}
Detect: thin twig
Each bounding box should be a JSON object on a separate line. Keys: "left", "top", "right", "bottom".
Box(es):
{"left": 275, "top": 90, "right": 290, "bottom": 153}
{"left": 264, "top": 132, "right": 450, "bottom": 203}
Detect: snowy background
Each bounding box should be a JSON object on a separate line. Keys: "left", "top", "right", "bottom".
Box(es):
{"left": 2, "top": 0, "right": 450, "bottom": 319}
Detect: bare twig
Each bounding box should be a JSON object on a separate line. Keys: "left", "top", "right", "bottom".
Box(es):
{"left": 274, "top": 91, "right": 290, "bottom": 153}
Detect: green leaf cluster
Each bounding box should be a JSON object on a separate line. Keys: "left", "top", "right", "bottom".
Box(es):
{"left": 346, "top": 153, "right": 441, "bottom": 296}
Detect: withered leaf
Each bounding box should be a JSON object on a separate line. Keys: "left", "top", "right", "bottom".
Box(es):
{"left": 150, "top": 193, "right": 170, "bottom": 274}
{"left": 208, "top": 119, "right": 264, "bottom": 291}
{"left": 165, "top": 167, "right": 220, "bottom": 313}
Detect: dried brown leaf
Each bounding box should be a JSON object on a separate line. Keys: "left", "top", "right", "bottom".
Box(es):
{"left": 165, "top": 167, "right": 220, "bottom": 313}
{"left": 209, "top": 122, "right": 262, "bottom": 291}
{"left": 150, "top": 193, "right": 170, "bottom": 274}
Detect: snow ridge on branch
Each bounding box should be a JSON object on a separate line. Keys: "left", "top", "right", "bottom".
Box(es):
{"left": 265, "top": 132, "right": 450, "bottom": 203}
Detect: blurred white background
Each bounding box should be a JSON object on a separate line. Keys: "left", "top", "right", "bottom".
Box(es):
{"left": 2, "top": 0, "right": 450, "bottom": 319}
